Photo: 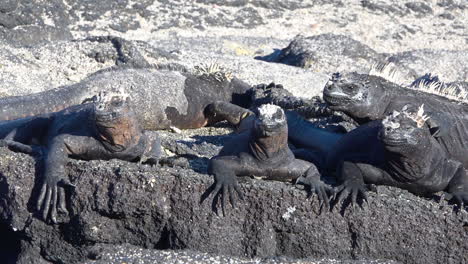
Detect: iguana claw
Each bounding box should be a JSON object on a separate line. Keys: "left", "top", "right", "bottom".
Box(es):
{"left": 444, "top": 191, "right": 468, "bottom": 211}
{"left": 202, "top": 173, "right": 243, "bottom": 216}
{"left": 296, "top": 175, "right": 333, "bottom": 211}
{"left": 334, "top": 179, "right": 368, "bottom": 209}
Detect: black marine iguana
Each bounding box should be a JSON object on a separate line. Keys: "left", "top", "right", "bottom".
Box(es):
{"left": 0, "top": 90, "right": 161, "bottom": 223}
{"left": 323, "top": 72, "right": 468, "bottom": 167}
{"left": 206, "top": 97, "right": 343, "bottom": 168}
{"left": 0, "top": 64, "right": 252, "bottom": 130}
{"left": 330, "top": 106, "right": 468, "bottom": 207}
{"left": 202, "top": 103, "right": 332, "bottom": 213}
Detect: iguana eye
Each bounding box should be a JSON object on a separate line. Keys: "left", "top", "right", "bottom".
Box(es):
{"left": 344, "top": 84, "right": 358, "bottom": 93}
{"left": 273, "top": 109, "right": 284, "bottom": 120}
{"left": 404, "top": 125, "right": 413, "bottom": 131}
{"left": 111, "top": 100, "right": 123, "bottom": 107}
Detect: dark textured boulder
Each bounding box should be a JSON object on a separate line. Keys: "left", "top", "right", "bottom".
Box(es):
{"left": 259, "top": 34, "right": 389, "bottom": 76}
{"left": 0, "top": 0, "right": 73, "bottom": 46}
{"left": 0, "top": 144, "right": 467, "bottom": 264}
{"left": 264, "top": 34, "right": 467, "bottom": 84}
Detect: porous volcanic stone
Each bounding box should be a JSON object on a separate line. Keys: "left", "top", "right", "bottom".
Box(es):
{"left": 0, "top": 146, "right": 467, "bottom": 264}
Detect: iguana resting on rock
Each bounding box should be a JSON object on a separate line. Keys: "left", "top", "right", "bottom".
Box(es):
{"left": 0, "top": 64, "right": 252, "bottom": 130}
{"left": 202, "top": 103, "right": 332, "bottom": 213}
{"left": 323, "top": 72, "right": 468, "bottom": 167}
{"left": 330, "top": 106, "right": 468, "bottom": 208}
{"left": 205, "top": 99, "right": 343, "bottom": 169}
{"left": 0, "top": 90, "right": 161, "bottom": 223}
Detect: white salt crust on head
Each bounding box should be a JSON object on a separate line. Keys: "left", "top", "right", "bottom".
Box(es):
{"left": 383, "top": 104, "right": 429, "bottom": 129}
{"left": 95, "top": 88, "right": 130, "bottom": 111}
{"left": 257, "top": 104, "right": 284, "bottom": 121}
{"left": 382, "top": 111, "right": 402, "bottom": 129}
{"left": 258, "top": 104, "right": 286, "bottom": 123}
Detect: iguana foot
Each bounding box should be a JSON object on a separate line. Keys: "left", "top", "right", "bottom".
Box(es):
{"left": 2, "top": 140, "right": 44, "bottom": 155}
{"left": 201, "top": 173, "right": 243, "bottom": 216}
{"left": 296, "top": 174, "right": 333, "bottom": 211}
{"left": 443, "top": 191, "right": 468, "bottom": 211}
{"left": 333, "top": 179, "right": 368, "bottom": 209}
{"left": 37, "top": 176, "right": 72, "bottom": 223}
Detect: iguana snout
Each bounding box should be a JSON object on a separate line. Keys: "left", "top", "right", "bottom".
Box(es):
{"left": 323, "top": 74, "right": 369, "bottom": 111}
{"left": 379, "top": 106, "right": 430, "bottom": 148}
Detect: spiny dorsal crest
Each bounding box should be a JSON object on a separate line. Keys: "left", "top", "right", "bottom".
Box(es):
{"left": 369, "top": 62, "right": 407, "bottom": 86}
{"left": 193, "top": 63, "right": 233, "bottom": 82}
{"left": 403, "top": 104, "right": 430, "bottom": 128}
{"left": 413, "top": 80, "right": 468, "bottom": 103}
{"left": 369, "top": 62, "right": 468, "bottom": 104}
{"left": 94, "top": 88, "right": 130, "bottom": 110}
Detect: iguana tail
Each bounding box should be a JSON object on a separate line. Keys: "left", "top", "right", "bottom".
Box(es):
{"left": 285, "top": 111, "right": 342, "bottom": 155}
{"left": 0, "top": 83, "right": 92, "bottom": 122}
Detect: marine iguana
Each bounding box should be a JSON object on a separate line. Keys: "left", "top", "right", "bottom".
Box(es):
{"left": 205, "top": 100, "right": 342, "bottom": 168}
{"left": 0, "top": 89, "right": 161, "bottom": 223}
{"left": 330, "top": 106, "right": 468, "bottom": 208}
{"left": 202, "top": 103, "right": 332, "bottom": 213}
{"left": 323, "top": 71, "right": 468, "bottom": 167}
{"left": 0, "top": 64, "right": 252, "bottom": 130}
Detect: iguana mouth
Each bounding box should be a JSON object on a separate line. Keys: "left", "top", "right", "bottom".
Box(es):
{"left": 95, "top": 111, "right": 122, "bottom": 122}
{"left": 323, "top": 93, "right": 351, "bottom": 106}
{"left": 380, "top": 135, "right": 407, "bottom": 146}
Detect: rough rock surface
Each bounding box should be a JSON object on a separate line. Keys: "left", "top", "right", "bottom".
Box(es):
{"left": 0, "top": 36, "right": 329, "bottom": 100}
{"left": 84, "top": 244, "right": 400, "bottom": 264}
{"left": 1, "top": 0, "right": 466, "bottom": 98}
{"left": 1, "top": 0, "right": 466, "bottom": 52}
{"left": 0, "top": 129, "right": 467, "bottom": 264}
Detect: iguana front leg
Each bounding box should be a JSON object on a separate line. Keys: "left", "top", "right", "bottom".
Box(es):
{"left": 334, "top": 161, "right": 371, "bottom": 208}
{"left": 1, "top": 139, "right": 43, "bottom": 155}
{"left": 205, "top": 101, "right": 254, "bottom": 130}
{"left": 446, "top": 167, "right": 468, "bottom": 209}
{"left": 202, "top": 156, "right": 244, "bottom": 215}
{"left": 139, "top": 132, "right": 161, "bottom": 166}
{"left": 36, "top": 134, "right": 109, "bottom": 223}
{"left": 296, "top": 165, "right": 333, "bottom": 208}
{"left": 291, "top": 159, "right": 333, "bottom": 209}
{"left": 37, "top": 135, "right": 71, "bottom": 223}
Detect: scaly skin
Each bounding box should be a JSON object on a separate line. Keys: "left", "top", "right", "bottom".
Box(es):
{"left": 0, "top": 92, "right": 161, "bottom": 223}
{"left": 330, "top": 109, "right": 468, "bottom": 209}
{"left": 0, "top": 66, "right": 252, "bottom": 130}
{"left": 202, "top": 103, "right": 332, "bottom": 214}
{"left": 205, "top": 100, "right": 343, "bottom": 169}
{"left": 323, "top": 72, "right": 468, "bottom": 167}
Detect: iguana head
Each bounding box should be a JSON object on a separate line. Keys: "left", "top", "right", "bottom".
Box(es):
{"left": 379, "top": 105, "right": 431, "bottom": 155}
{"left": 93, "top": 89, "right": 142, "bottom": 151}
{"left": 249, "top": 104, "right": 289, "bottom": 160}
{"left": 253, "top": 104, "right": 287, "bottom": 137}
{"left": 323, "top": 72, "right": 389, "bottom": 122}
